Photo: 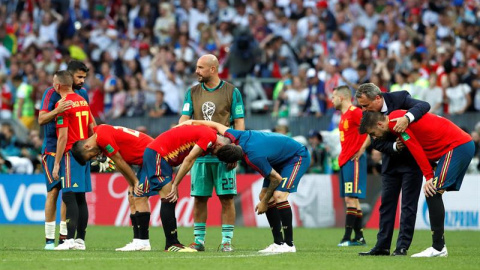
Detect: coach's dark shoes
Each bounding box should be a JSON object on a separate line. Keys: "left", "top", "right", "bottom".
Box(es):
{"left": 359, "top": 247, "right": 390, "bottom": 256}
{"left": 391, "top": 248, "right": 407, "bottom": 256}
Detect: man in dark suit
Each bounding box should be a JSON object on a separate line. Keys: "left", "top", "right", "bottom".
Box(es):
{"left": 355, "top": 83, "right": 430, "bottom": 256}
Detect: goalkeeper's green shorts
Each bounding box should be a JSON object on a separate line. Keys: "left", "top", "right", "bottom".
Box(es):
{"left": 190, "top": 162, "right": 237, "bottom": 197}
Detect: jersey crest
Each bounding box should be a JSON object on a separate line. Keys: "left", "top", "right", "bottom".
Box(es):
{"left": 202, "top": 101, "right": 216, "bottom": 121}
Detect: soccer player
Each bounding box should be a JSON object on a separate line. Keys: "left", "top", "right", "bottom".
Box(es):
{"left": 38, "top": 60, "right": 90, "bottom": 250}
{"left": 71, "top": 124, "right": 154, "bottom": 251}
{"left": 134, "top": 124, "right": 223, "bottom": 252}
{"left": 359, "top": 110, "right": 475, "bottom": 257}
{"left": 179, "top": 54, "right": 245, "bottom": 252}
{"left": 331, "top": 86, "right": 368, "bottom": 246}
{"left": 50, "top": 71, "right": 94, "bottom": 250}
{"left": 173, "top": 120, "right": 311, "bottom": 253}
{"left": 356, "top": 83, "right": 429, "bottom": 256}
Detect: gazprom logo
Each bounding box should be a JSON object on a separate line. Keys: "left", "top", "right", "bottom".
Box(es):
{"left": 423, "top": 201, "right": 479, "bottom": 228}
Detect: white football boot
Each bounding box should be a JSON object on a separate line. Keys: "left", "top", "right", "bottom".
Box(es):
{"left": 73, "top": 239, "right": 86, "bottom": 250}
{"left": 280, "top": 243, "right": 296, "bottom": 253}
{"left": 411, "top": 246, "right": 448, "bottom": 258}
{"left": 54, "top": 239, "right": 75, "bottom": 250}
{"left": 258, "top": 243, "right": 285, "bottom": 253}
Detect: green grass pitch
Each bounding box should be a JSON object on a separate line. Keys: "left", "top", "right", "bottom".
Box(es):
{"left": 1, "top": 226, "right": 480, "bottom": 270}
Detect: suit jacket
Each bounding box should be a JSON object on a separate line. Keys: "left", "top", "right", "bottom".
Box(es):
{"left": 371, "top": 91, "right": 431, "bottom": 174}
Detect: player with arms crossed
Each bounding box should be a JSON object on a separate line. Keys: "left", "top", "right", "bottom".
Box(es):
{"left": 360, "top": 110, "right": 475, "bottom": 257}
{"left": 134, "top": 125, "right": 225, "bottom": 252}
{"left": 175, "top": 120, "right": 311, "bottom": 253}
{"left": 71, "top": 124, "right": 154, "bottom": 251}
{"left": 38, "top": 61, "right": 90, "bottom": 250}
{"left": 332, "top": 86, "right": 369, "bottom": 246}
{"left": 50, "top": 71, "right": 94, "bottom": 250}
{"left": 179, "top": 54, "right": 245, "bottom": 252}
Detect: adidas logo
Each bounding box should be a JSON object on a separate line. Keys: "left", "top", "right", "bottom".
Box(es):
{"left": 73, "top": 183, "right": 78, "bottom": 187}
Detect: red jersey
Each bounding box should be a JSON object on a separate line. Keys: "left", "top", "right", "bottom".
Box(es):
{"left": 94, "top": 124, "right": 154, "bottom": 166}
{"left": 147, "top": 125, "right": 217, "bottom": 167}
{"left": 338, "top": 105, "right": 367, "bottom": 167}
{"left": 56, "top": 93, "right": 93, "bottom": 152}
{"left": 388, "top": 110, "right": 472, "bottom": 180}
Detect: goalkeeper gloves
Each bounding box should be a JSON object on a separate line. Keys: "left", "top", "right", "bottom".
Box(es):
{"left": 91, "top": 157, "right": 116, "bottom": 172}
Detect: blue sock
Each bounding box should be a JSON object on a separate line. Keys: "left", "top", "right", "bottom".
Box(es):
{"left": 222, "top": 224, "right": 234, "bottom": 244}
{"left": 194, "top": 222, "right": 206, "bottom": 245}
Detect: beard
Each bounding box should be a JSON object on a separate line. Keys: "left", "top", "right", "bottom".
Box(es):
{"left": 73, "top": 83, "right": 83, "bottom": 90}
{"left": 197, "top": 74, "right": 210, "bottom": 83}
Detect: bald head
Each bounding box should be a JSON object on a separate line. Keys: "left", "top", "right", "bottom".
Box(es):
{"left": 198, "top": 54, "right": 219, "bottom": 70}
{"left": 196, "top": 54, "right": 220, "bottom": 84}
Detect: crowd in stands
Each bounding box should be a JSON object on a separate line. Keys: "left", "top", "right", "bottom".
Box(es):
{"left": 1, "top": 0, "right": 480, "bottom": 174}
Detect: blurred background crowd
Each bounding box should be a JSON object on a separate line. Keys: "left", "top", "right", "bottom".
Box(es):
{"left": 0, "top": 0, "right": 480, "bottom": 174}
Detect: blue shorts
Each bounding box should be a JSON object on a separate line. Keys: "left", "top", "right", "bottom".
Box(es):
{"left": 434, "top": 140, "right": 474, "bottom": 192}
{"left": 136, "top": 148, "right": 172, "bottom": 197}
{"left": 42, "top": 154, "right": 61, "bottom": 192}
{"left": 262, "top": 148, "right": 311, "bottom": 193}
{"left": 339, "top": 153, "right": 367, "bottom": 199}
{"left": 59, "top": 151, "right": 91, "bottom": 193}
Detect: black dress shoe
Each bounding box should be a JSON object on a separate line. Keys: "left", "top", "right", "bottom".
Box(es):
{"left": 359, "top": 248, "right": 390, "bottom": 256}
{"left": 391, "top": 248, "right": 407, "bottom": 256}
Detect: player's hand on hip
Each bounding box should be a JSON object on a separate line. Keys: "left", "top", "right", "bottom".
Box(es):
{"left": 52, "top": 164, "right": 60, "bottom": 180}
{"left": 165, "top": 185, "right": 179, "bottom": 202}
{"left": 351, "top": 148, "right": 365, "bottom": 161}
{"left": 255, "top": 201, "right": 268, "bottom": 215}
{"left": 390, "top": 117, "right": 409, "bottom": 133}
{"left": 424, "top": 179, "right": 436, "bottom": 197}
{"left": 226, "top": 162, "right": 237, "bottom": 171}
{"left": 134, "top": 183, "right": 144, "bottom": 196}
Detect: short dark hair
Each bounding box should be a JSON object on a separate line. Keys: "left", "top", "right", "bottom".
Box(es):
{"left": 54, "top": 70, "right": 73, "bottom": 86}
{"left": 359, "top": 111, "right": 386, "bottom": 134}
{"left": 216, "top": 145, "right": 243, "bottom": 163}
{"left": 71, "top": 140, "right": 88, "bottom": 166}
{"left": 333, "top": 85, "right": 351, "bottom": 99}
{"left": 67, "top": 60, "right": 89, "bottom": 74}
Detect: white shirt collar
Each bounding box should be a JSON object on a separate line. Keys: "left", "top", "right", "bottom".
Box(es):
{"left": 381, "top": 99, "right": 388, "bottom": 114}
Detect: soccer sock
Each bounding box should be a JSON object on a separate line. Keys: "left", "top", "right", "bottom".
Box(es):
{"left": 45, "top": 221, "right": 55, "bottom": 243}
{"left": 160, "top": 200, "right": 179, "bottom": 249}
{"left": 265, "top": 202, "right": 283, "bottom": 245}
{"left": 354, "top": 209, "right": 364, "bottom": 240}
{"left": 194, "top": 222, "right": 206, "bottom": 245}
{"left": 75, "top": 192, "right": 88, "bottom": 240}
{"left": 426, "top": 193, "right": 446, "bottom": 251}
{"left": 343, "top": 207, "right": 357, "bottom": 241}
{"left": 135, "top": 212, "right": 151, "bottom": 242}
{"left": 62, "top": 192, "right": 78, "bottom": 239}
{"left": 221, "top": 224, "right": 234, "bottom": 244}
{"left": 131, "top": 213, "right": 140, "bottom": 240}
{"left": 277, "top": 201, "right": 294, "bottom": 247}
{"left": 59, "top": 221, "right": 67, "bottom": 244}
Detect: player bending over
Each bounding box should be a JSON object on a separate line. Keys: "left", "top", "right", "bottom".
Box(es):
{"left": 173, "top": 120, "right": 311, "bottom": 253}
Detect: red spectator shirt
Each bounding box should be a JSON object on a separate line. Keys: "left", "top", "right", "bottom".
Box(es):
{"left": 147, "top": 125, "right": 217, "bottom": 167}
{"left": 94, "top": 124, "right": 154, "bottom": 166}
{"left": 56, "top": 93, "right": 93, "bottom": 152}
{"left": 388, "top": 110, "right": 472, "bottom": 180}
{"left": 338, "top": 105, "right": 367, "bottom": 167}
